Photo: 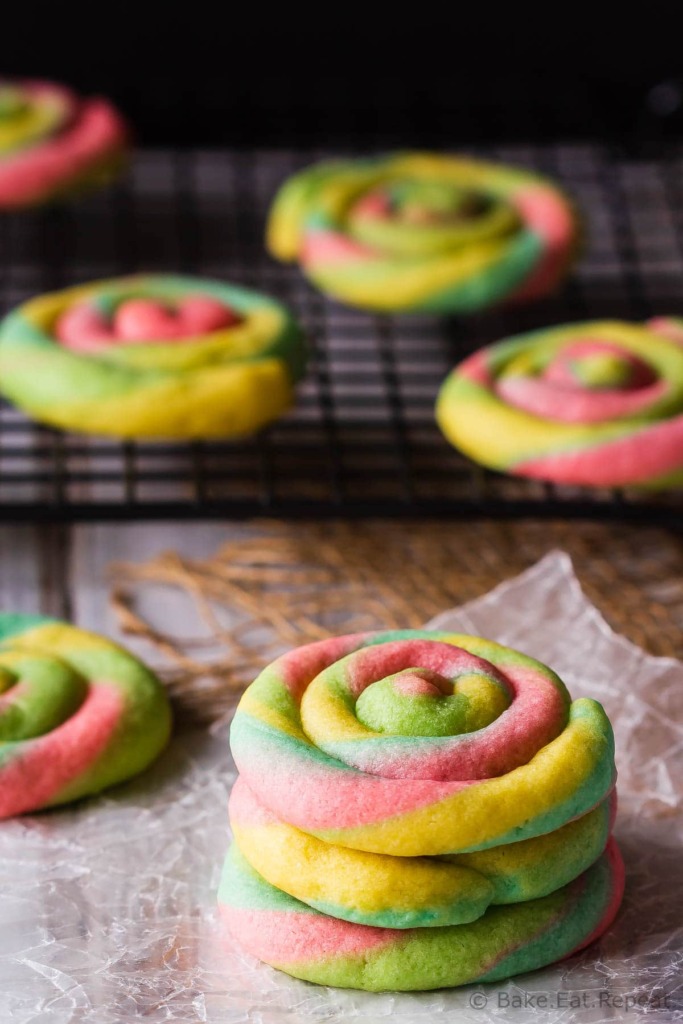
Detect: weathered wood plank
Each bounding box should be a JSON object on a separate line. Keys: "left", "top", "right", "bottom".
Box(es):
{"left": 70, "top": 522, "right": 236, "bottom": 651}
{"left": 0, "top": 525, "right": 64, "bottom": 616}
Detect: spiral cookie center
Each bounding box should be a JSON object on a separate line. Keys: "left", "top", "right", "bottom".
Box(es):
{"left": 297, "top": 638, "right": 536, "bottom": 780}
{"left": 355, "top": 667, "right": 509, "bottom": 738}
{"left": 497, "top": 338, "right": 663, "bottom": 425}
{"left": 371, "top": 181, "right": 491, "bottom": 225}
{"left": 347, "top": 179, "right": 519, "bottom": 257}
{"left": 56, "top": 295, "right": 243, "bottom": 352}
{"left": 0, "top": 650, "right": 88, "bottom": 742}
{"left": 544, "top": 340, "right": 656, "bottom": 391}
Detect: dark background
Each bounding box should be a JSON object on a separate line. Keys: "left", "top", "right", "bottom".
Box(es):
{"left": 4, "top": 18, "right": 683, "bottom": 147}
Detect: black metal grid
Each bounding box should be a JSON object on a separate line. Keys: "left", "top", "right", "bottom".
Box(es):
{"left": 0, "top": 145, "right": 682, "bottom": 524}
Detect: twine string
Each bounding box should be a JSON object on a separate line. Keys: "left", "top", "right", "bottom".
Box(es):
{"left": 108, "top": 520, "right": 683, "bottom": 723}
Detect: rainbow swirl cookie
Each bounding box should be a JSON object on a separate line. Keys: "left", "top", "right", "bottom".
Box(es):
{"left": 0, "top": 79, "right": 129, "bottom": 209}
{"left": 436, "top": 319, "right": 683, "bottom": 488}
{"left": 220, "top": 630, "right": 623, "bottom": 991}
{"left": 0, "top": 613, "right": 171, "bottom": 818}
{"left": 266, "top": 153, "right": 578, "bottom": 313}
{"left": 0, "top": 275, "right": 307, "bottom": 439}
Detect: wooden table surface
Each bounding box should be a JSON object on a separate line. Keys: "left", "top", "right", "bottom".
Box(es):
{"left": 4, "top": 518, "right": 682, "bottom": 673}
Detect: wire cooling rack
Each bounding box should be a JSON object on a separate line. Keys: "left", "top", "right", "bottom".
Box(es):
{"left": 0, "top": 145, "right": 681, "bottom": 524}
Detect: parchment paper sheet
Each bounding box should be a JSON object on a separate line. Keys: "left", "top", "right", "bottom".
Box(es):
{"left": 0, "top": 551, "right": 681, "bottom": 1023}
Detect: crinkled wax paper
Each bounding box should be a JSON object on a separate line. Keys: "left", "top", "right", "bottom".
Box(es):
{"left": 0, "top": 551, "right": 681, "bottom": 1023}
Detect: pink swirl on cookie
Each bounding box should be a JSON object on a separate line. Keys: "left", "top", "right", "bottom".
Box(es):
{"left": 517, "top": 417, "right": 683, "bottom": 486}
{"left": 0, "top": 684, "right": 124, "bottom": 818}
{"left": 57, "top": 296, "right": 241, "bottom": 352}
{"left": 0, "top": 79, "right": 129, "bottom": 209}
{"left": 507, "top": 186, "right": 579, "bottom": 303}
